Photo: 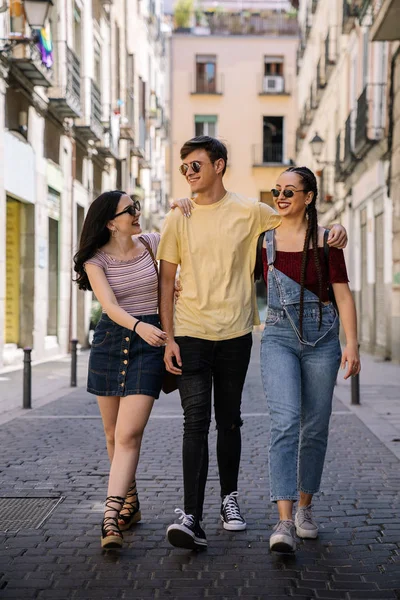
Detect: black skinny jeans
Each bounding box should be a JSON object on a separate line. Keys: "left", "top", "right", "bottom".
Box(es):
{"left": 175, "top": 333, "right": 253, "bottom": 521}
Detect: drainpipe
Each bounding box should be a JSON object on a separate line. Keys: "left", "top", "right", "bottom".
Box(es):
{"left": 68, "top": 136, "right": 76, "bottom": 353}
{"left": 387, "top": 45, "right": 400, "bottom": 196}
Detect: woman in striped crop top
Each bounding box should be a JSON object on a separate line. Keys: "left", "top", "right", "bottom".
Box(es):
{"left": 73, "top": 190, "right": 188, "bottom": 550}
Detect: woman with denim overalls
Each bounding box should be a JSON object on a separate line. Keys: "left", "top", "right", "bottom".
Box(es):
{"left": 259, "top": 167, "right": 361, "bottom": 553}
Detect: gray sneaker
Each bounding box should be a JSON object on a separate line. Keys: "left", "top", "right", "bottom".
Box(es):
{"left": 295, "top": 504, "right": 318, "bottom": 539}
{"left": 269, "top": 519, "right": 296, "bottom": 553}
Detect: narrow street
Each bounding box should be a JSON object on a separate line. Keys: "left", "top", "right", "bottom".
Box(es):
{"left": 0, "top": 333, "right": 399, "bottom": 599}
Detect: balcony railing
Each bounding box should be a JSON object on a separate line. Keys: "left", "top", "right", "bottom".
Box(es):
{"left": 191, "top": 73, "right": 224, "bottom": 95}
{"left": 97, "top": 111, "right": 120, "bottom": 160}
{"left": 324, "top": 28, "right": 338, "bottom": 78}
{"left": 335, "top": 131, "right": 345, "bottom": 182}
{"left": 354, "top": 83, "right": 386, "bottom": 156}
{"left": 358, "top": 0, "right": 384, "bottom": 25}
{"left": 259, "top": 74, "right": 291, "bottom": 95}
{"left": 10, "top": 41, "right": 53, "bottom": 87}
{"left": 74, "top": 77, "right": 103, "bottom": 142}
{"left": 48, "top": 42, "right": 81, "bottom": 118}
{"left": 252, "top": 143, "right": 284, "bottom": 166}
{"left": 178, "top": 11, "right": 299, "bottom": 36}
{"left": 342, "top": 111, "right": 357, "bottom": 173}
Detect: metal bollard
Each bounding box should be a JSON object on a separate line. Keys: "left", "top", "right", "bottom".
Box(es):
{"left": 351, "top": 344, "right": 361, "bottom": 405}
{"left": 70, "top": 339, "right": 78, "bottom": 387}
{"left": 351, "top": 372, "right": 360, "bottom": 405}
{"left": 23, "top": 347, "right": 32, "bottom": 409}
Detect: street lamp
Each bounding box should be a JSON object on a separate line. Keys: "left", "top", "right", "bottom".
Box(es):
{"left": 310, "top": 132, "right": 324, "bottom": 160}
{"left": 310, "top": 131, "right": 335, "bottom": 165}
{"left": 0, "top": 0, "right": 53, "bottom": 53}
{"left": 24, "top": 0, "right": 53, "bottom": 29}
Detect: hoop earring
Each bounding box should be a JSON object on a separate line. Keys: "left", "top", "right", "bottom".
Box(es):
{"left": 112, "top": 229, "right": 118, "bottom": 238}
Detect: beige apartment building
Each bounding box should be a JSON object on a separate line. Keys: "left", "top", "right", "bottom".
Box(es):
{"left": 170, "top": 7, "right": 299, "bottom": 205}
{"left": 294, "top": 0, "right": 400, "bottom": 361}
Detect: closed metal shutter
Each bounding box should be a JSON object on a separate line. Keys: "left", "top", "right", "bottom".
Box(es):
{"left": 375, "top": 212, "right": 386, "bottom": 348}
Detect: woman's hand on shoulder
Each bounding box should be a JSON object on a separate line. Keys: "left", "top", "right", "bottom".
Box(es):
{"left": 170, "top": 198, "right": 194, "bottom": 217}
{"left": 327, "top": 224, "right": 348, "bottom": 249}
{"left": 136, "top": 322, "right": 167, "bottom": 347}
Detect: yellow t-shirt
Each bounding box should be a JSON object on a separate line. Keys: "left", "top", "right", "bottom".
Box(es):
{"left": 157, "top": 191, "right": 281, "bottom": 341}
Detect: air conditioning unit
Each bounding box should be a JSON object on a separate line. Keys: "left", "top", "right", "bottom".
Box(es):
{"left": 263, "top": 76, "right": 284, "bottom": 93}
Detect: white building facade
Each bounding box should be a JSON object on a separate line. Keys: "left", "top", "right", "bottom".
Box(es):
{"left": 295, "top": 0, "right": 395, "bottom": 360}
{"left": 0, "top": 0, "right": 170, "bottom": 369}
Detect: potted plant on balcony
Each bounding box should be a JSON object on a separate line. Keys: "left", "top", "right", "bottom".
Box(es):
{"left": 174, "top": 0, "right": 193, "bottom": 32}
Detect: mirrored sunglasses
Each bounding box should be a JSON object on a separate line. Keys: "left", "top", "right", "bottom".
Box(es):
{"left": 179, "top": 161, "right": 203, "bottom": 176}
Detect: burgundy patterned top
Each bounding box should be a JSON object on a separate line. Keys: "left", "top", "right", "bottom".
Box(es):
{"left": 262, "top": 246, "right": 349, "bottom": 303}
{"left": 84, "top": 233, "right": 160, "bottom": 316}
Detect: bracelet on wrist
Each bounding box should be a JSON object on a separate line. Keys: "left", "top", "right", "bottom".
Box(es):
{"left": 133, "top": 320, "right": 141, "bottom": 334}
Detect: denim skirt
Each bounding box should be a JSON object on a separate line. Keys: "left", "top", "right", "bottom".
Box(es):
{"left": 87, "top": 313, "right": 164, "bottom": 399}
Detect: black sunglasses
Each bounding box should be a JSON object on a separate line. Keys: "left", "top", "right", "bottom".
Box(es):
{"left": 114, "top": 200, "right": 141, "bottom": 218}
{"left": 271, "top": 188, "right": 306, "bottom": 198}
{"left": 179, "top": 160, "right": 212, "bottom": 176}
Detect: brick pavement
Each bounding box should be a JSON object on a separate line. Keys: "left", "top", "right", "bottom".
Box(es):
{"left": 0, "top": 332, "right": 399, "bottom": 600}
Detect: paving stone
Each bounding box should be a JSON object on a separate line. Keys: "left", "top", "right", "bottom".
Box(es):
{"left": 0, "top": 334, "right": 399, "bottom": 599}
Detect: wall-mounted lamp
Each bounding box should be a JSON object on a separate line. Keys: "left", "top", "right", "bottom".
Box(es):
{"left": 0, "top": 0, "right": 53, "bottom": 53}
{"left": 310, "top": 132, "right": 335, "bottom": 165}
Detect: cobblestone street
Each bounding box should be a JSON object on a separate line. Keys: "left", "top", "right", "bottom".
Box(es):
{"left": 0, "top": 333, "right": 399, "bottom": 600}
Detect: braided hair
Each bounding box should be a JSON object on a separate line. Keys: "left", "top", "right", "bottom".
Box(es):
{"left": 285, "top": 166, "right": 323, "bottom": 337}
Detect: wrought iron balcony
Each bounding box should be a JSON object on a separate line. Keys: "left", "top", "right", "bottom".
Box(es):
{"left": 97, "top": 110, "right": 120, "bottom": 160}
{"left": 317, "top": 59, "right": 326, "bottom": 90}
{"left": 252, "top": 143, "right": 284, "bottom": 166}
{"left": 335, "top": 131, "right": 345, "bottom": 182}
{"left": 342, "top": 112, "right": 357, "bottom": 174}
{"left": 354, "top": 83, "right": 386, "bottom": 156}
{"left": 48, "top": 43, "right": 81, "bottom": 118}
{"left": 74, "top": 78, "right": 103, "bottom": 142}
{"left": 9, "top": 40, "right": 53, "bottom": 87}
{"left": 358, "top": 0, "right": 385, "bottom": 26}
{"left": 324, "top": 28, "right": 338, "bottom": 80}
{"left": 191, "top": 74, "right": 223, "bottom": 95}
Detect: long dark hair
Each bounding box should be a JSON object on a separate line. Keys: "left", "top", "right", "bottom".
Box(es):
{"left": 285, "top": 166, "right": 322, "bottom": 336}
{"left": 73, "top": 190, "right": 126, "bottom": 291}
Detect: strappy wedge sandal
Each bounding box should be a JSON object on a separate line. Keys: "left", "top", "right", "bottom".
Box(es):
{"left": 118, "top": 480, "right": 141, "bottom": 531}
{"left": 101, "top": 495, "right": 124, "bottom": 549}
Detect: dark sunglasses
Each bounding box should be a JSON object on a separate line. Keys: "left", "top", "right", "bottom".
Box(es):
{"left": 271, "top": 188, "right": 306, "bottom": 198}
{"left": 114, "top": 200, "right": 141, "bottom": 218}
{"left": 179, "top": 161, "right": 212, "bottom": 176}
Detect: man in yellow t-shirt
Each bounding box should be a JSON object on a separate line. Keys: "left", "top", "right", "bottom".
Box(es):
{"left": 157, "top": 136, "right": 346, "bottom": 551}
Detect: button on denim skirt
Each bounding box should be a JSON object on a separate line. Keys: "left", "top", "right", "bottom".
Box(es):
{"left": 87, "top": 313, "right": 164, "bottom": 399}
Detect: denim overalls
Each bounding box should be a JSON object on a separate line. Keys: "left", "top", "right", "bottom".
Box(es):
{"left": 260, "top": 230, "right": 341, "bottom": 502}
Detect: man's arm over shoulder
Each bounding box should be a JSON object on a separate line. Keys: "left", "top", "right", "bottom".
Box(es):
{"left": 257, "top": 202, "right": 281, "bottom": 234}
